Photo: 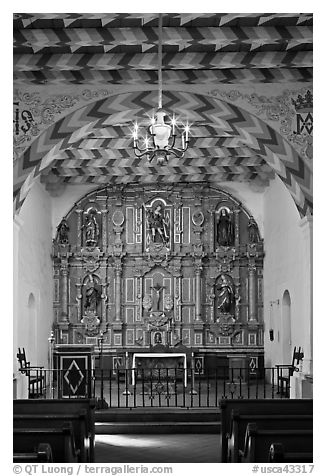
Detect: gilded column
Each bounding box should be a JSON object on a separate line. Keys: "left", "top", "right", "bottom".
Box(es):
{"left": 234, "top": 209, "right": 241, "bottom": 247}
{"left": 76, "top": 209, "right": 83, "bottom": 249}
{"left": 101, "top": 209, "right": 108, "bottom": 251}
{"left": 60, "top": 260, "right": 69, "bottom": 322}
{"left": 114, "top": 261, "right": 122, "bottom": 322}
{"left": 248, "top": 262, "right": 257, "bottom": 322}
{"left": 195, "top": 263, "right": 202, "bottom": 322}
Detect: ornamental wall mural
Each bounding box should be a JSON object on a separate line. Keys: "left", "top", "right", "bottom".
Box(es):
{"left": 52, "top": 183, "right": 264, "bottom": 368}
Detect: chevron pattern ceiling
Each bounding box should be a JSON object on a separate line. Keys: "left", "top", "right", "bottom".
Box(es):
{"left": 13, "top": 13, "right": 313, "bottom": 216}
{"left": 14, "top": 13, "right": 312, "bottom": 85}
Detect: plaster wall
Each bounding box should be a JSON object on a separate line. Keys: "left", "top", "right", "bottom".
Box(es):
{"left": 13, "top": 179, "right": 53, "bottom": 397}
{"left": 263, "top": 176, "right": 310, "bottom": 369}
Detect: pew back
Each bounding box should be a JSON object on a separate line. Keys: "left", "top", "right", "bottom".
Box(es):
{"left": 242, "top": 423, "right": 313, "bottom": 463}
{"left": 14, "top": 412, "right": 89, "bottom": 462}
{"left": 219, "top": 399, "right": 313, "bottom": 462}
{"left": 13, "top": 399, "right": 96, "bottom": 462}
{"left": 13, "top": 424, "right": 79, "bottom": 463}
{"left": 228, "top": 413, "right": 313, "bottom": 462}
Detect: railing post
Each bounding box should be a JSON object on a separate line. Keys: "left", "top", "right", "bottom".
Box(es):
{"left": 123, "top": 351, "right": 131, "bottom": 397}
{"left": 48, "top": 331, "right": 55, "bottom": 399}
{"left": 189, "top": 352, "right": 197, "bottom": 395}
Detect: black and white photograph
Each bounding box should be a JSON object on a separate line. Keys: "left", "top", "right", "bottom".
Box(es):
{"left": 10, "top": 3, "right": 317, "bottom": 472}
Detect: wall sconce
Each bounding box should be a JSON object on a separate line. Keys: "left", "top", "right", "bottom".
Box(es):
{"left": 269, "top": 329, "right": 274, "bottom": 341}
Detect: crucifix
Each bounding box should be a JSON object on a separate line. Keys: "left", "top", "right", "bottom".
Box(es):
{"left": 150, "top": 283, "right": 165, "bottom": 311}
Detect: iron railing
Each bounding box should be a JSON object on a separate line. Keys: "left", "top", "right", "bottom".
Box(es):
{"left": 19, "top": 365, "right": 293, "bottom": 407}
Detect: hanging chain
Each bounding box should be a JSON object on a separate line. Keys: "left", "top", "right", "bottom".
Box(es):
{"left": 158, "top": 13, "right": 163, "bottom": 109}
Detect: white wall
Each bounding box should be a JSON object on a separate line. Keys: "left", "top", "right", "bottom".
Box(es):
{"left": 13, "top": 179, "right": 53, "bottom": 397}
{"left": 263, "top": 176, "right": 311, "bottom": 369}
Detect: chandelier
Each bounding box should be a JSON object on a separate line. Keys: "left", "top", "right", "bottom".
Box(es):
{"left": 131, "top": 13, "right": 190, "bottom": 165}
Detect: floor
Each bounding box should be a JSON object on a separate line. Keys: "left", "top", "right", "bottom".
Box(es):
{"left": 95, "top": 434, "right": 220, "bottom": 463}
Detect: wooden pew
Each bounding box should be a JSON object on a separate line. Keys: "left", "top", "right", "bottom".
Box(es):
{"left": 228, "top": 413, "right": 312, "bottom": 462}
{"left": 14, "top": 411, "right": 89, "bottom": 462}
{"left": 13, "top": 398, "right": 96, "bottom": 462}
{"left": 13, "top": 443, "right": 53, "bottom": 463}
{"left": 219, "top": 398, "right": 313, "bottom": 462}
{"left": 269, "top": 443, "right": 313, "bottom": 463}
{"left": 241, "top": 423, "right": 313, "bottom": 463}
{"left": 13, "top": 424, "right": 79, "bottom": 463}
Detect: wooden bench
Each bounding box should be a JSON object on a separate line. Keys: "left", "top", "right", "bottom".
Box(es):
{"left": 241, "top": 423, "right": 313, "bottom": 463}
{"left": 14, "top": 411, "right": 89, "bottom": 462}
{"left": 219, "top": 398, "right": 313, "bottom": 462}
{"left": 276, "top": 346, "right": 304, "bottom": 397}
{"left": 16, "top": 347, "right": 45, "bottom": 398}
{"left": 228, "top": 412, "right": 313, "bottom": 462}
{"left": 13, "top": 424, "right": 79, "bottom": 463}
{"left": 13, "top": 443, "right": 53, "bottom": 463}
{"left": 269, "top": 443, "right": 313, "bottom": 463}
{"left": 13, "top": 398, "right": 96, "bottom": 462}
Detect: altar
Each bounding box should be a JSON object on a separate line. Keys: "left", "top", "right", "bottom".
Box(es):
{"left": 132, "top": 353, "right": 187, "bottom": 387}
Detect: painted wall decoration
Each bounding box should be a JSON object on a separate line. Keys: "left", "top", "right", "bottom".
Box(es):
{"left": 210, "top": 87, "right": 313, "bottom": 161}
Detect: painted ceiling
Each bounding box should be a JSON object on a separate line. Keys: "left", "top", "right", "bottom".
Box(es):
{"left": 13, "top": 13, "right": 313, "bottom": 215}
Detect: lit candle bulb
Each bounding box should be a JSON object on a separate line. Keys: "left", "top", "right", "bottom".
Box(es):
{"left": 171, "top": 114, "right": 176, "bottom": 136}
{"left": 182, "top": 133, "right": 185, "bottom": 149}
{"left": 185, "top": 123, "right": 189, "bottom": 143}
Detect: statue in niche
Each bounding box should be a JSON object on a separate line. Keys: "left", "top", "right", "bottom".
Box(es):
{"left": 83, "top": 210, "right": 99, "bottom": 247}
{"left": 146, "top": 203, "right": 169, "bottom": 245}
{"left": 57, "top": 218, "right": 69, "bottom": 244}
{"left": 84, "top": 277, "right": 101, "bottom": 313}
{"left": 216, "top": 208, "right": 234, "bottom": 246}
{"left": 216, "top": 274, "right": 234, "bottom": 313}
{"left": 248, "top": 218, "right": 259, "bottom": 244}
{"left": 154, "top": 332, "right": 162, "bottom": 344}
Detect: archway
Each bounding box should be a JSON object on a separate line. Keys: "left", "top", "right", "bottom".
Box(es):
{"left": 13, "top": 91, "right": 312, "bottom": 217}
{"left": 27, "top": 292, "right": 38, "bottom": 361}
{"left": 282, "top": 290, "right": 292, "bottom": 364}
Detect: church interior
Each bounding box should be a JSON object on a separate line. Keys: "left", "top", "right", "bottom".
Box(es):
{"left": 13, "top": 12, "right": 313, "bottom": 464}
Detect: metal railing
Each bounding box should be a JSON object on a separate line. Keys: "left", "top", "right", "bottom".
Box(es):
{"left": 19, "top": 365, "right": 293, "bottom": 407}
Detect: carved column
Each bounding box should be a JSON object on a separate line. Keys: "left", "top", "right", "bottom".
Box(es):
{"left": 234, "top": 208, "right": 241, "bottom": 247}
{"left": 76, "top": 209, "right": 83, "bottom": 249}
{"left": 101, "top": 280, "right": 108, "bottom": 323}
{"left": 101, "top": 209, "right": 108, "bottom": 251}
{"left": 194, "top": 262, "right": 202, "bottom": 322}
{"left": 60, "top": 257, "right": 70, "bottom": 322}
{"left": 248, "top": 262, "right": 257, "bottom": 322}
{"left": 75, "top": 279, "right": 82, "bottom": 321}
{"left": 114, "top": 261, "right": 122, "bottom": 323}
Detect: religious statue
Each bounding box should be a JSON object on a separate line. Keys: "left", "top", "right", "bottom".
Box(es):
{"left": 146, "top": 203, "right": 169, "bottom": 245}
{"left": 84, "top": 280, "right": 100, "bottom": 312}
{"left": 216, "top": 208, "right": 234, "bottom": 246}
{"left": 248, "top": 218, "right": 259, "bottom": 244}
{"left": 150, "top": 283, "right": 165, "bottom": 311}
{"left": 83, "top": 210, "right": 99, "bottom": 247}
{"left": 57, "top": 218, "right": 69, "bottom": 244}
{"left": 216, "top": 274, "right": 234, "bottom": 313}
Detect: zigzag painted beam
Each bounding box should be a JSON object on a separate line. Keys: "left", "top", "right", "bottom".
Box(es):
{"left": 59, "top": 146, "right": 257, "bottom": 159}
{"left": 13, "top": 91, "right": 312, "bottom": 217}
{"left": 13, "top": 67, "right": 313, "bottom": 85}
{"left": 50, "top": 154, "right": 268, "bottom": 168}
{"left": 13, "top": 13, "right": 313, "bottom": 29}
{"left": 13, "top": 51, "right": 312, "bottom": 71}
{"left": 40, "top": 171, "right": 273, "bottom": 187}
{"left": 47, "top": 163, "right": 273, "bottom": 176}
{"left": 14, "top": 26, "right": 312, "bottom": 54}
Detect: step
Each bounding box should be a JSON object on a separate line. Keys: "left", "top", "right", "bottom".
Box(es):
{"left": 95, "top": 408, "right": 220, "bottom": 423}
{"left": 95, "top": 421, "right": 221, "bottom": 434}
